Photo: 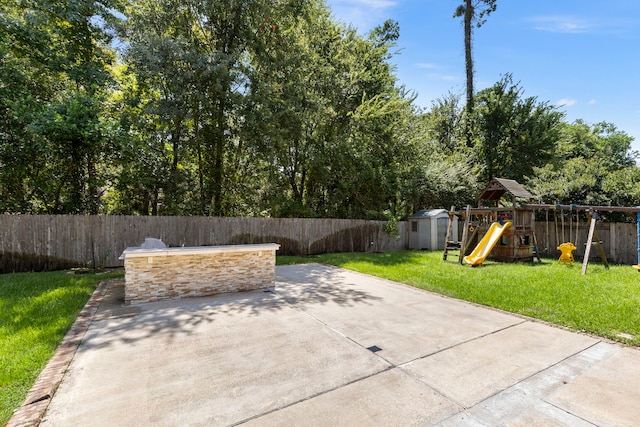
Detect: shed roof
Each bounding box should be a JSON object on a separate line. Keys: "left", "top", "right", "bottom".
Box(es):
{"left": 410, "top": 208, "right": 449, "bottom": 218}
{"left": 478, "top": 178, "right": 533, "bottom": 202}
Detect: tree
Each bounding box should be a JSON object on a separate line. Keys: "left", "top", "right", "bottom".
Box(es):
{"left": 101, "top": 62, "right": 198, "bottom": 215}
{"left": 413, "top": 93, "right": 479, "bottom": 209}
{"left": 0, "top": 34, "right": 42, "bottom": 212}
{"left": 121, "top": 0, "right": 308, "bottom": 216}
{"left": 471, "top": 74, "right": 564, "bottom": 183}
{"left": 0, "top": 0, "right": 121, "bottom": 213}
{"left": 247, "top": 6, "right": 422, "bottom": 220}
{"left": 527, "top": 120, "right": 638, "bottom": 214}
{"left": 554, "top": 120, "right": 636, "bottom": 169}
{"left": 453, "top": 0, "right": 496, "bottom": 114}
{"left": 29, "top": 91, "right": 109, "bottom": 213}
{"left": 453, "top": 0, "right": 496, "bottom": 147}
{"left": 423, "top": 92, "right": 465, "bottom": 153}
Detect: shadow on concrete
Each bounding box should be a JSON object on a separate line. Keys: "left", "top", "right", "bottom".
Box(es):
{"left": 274, "top": 263, "right": 383, "bottom": 308}
{"left": 81, "top": 264, "right": 381, "bottom": 350}
{"left": 276, "top": 282, "right": 382, "bottom": 309}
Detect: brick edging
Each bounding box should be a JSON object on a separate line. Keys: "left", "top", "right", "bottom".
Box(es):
{"left": 6, "top": 279, "right": 112, "bottom": 427}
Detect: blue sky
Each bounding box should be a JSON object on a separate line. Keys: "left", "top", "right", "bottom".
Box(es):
{"left": 325, "top": 0, "right": 640, "bottom": 152}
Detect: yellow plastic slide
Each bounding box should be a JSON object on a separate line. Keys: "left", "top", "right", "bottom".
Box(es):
{"left": 463, "top": 221, "right": 512, "bottom": 266}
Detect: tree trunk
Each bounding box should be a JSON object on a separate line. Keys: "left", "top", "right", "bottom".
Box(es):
{"left": 464, "top": 0, "right": 474, "bottom": 147}
{"left": 211, "top": 98, "right": 226, "bottom": 217}
{"left": 464, "top": 0, "right": 474, "bottom": 113}
{"left": 87, "top": 150, "right": 98, "bottom": 214}
{"left": 193, "top": 103, "right": 207, "bottom": 216}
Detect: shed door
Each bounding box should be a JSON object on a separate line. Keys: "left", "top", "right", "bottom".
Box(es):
{"left": 421, "top": 220, "right": 431, "bottom": 249}
{"left": 436, "top": 217, "right": 448, "bottom": 249}
{"left": 409, "top": 220, "right": 420, "bottom": 249}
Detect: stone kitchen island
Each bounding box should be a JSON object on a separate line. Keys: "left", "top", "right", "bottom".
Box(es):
{"left": 119, "top": 243, "right": 280, "bottom": 305}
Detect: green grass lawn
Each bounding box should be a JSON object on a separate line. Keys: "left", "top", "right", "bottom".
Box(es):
{"left": 0, "top": 269, "right": 123, "bottom": 425}
{"left": 279, "top": 251, "right": 640, "bottom": 347}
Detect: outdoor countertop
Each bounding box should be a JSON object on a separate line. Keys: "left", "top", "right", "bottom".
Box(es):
{"left": 118, "top": 243, "right": 280, "bottom": 260}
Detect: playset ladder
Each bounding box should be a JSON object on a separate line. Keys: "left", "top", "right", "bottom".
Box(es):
{"left": 442, "top": 206, "right": 458, "bottom": 261}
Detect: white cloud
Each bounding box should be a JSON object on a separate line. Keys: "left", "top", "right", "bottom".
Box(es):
{"left": 528, "top": 16, "right": 593, "bottom": 33}
{"left": 588, "top": 99, "right": 597, "bottom": 105}
{"left": 557, "top": 98, "right": 578, "bottom": 107}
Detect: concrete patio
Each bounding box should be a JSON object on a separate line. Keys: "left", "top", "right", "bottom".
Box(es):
{"left": 29, "top": 263, "right": 640, "bottom": 426}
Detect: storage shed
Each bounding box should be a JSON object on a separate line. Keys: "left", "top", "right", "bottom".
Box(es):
{"left": 409, "top": 209, "right": 457, "bottom": 250}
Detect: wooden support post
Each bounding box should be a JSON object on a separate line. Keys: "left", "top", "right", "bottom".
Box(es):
{"left": 582, "top": 212, "right": 596, "bottom": 274}
{"left": 460, "top": 205, "right": 471, "bottom": 264}
{"left": 582, "top": 211, "right": 609, "bottom": 274}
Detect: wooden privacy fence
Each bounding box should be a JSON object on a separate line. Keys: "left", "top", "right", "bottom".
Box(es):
{"left": 0, "top": 215, "right": 637, "bottom": 271}
{"left": 0, "top": 215, "right": 407, "bottom": 268}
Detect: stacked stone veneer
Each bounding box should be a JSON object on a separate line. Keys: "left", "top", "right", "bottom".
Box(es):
{"left": 119, "top": 244, "right": 280, "bottom": 305}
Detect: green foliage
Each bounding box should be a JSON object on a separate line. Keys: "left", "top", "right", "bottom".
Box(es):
{"left": 471, "top": 74, "right": 564, "bottom": 183}
{"left": 0, "top": 0, "right": 638, "bottom": 218}
{"left": 555, "top": 120, "right": 637, "bottom": 169}
{"left": 0, "top": 0, "right": 119, "bottom": 213}
{"left": 414, "top": 152, "right": 479, "bottom": 209}
{"left": 602, "top": 167, "right": 640, "bottom": 208}
{"left": 526, "top": 120, "right": 639, "bottom": 216}
{"left": 237, "top": 3, "right": 419, "bottom": 220}
{"left": 423, "top": 92, "right": 465, "bottom": 153}
{"left": 28, "top": 90, "right": 109, "bottom": 213}
{"left": 415, "top": 92, "right": 479, "bottom": 209}
{"left": 0, "top": 270, "right": 123, "bottom": 425}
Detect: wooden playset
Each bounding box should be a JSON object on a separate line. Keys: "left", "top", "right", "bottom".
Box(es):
{"left": 443, "top": 178, "right": 539, "bottom": 265}
{"left": 442, "top": 177, "right": 640, "bottom": 274}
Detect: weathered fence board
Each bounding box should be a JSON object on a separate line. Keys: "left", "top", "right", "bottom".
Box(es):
{"left": 0, "top": 215, "right": 407, "bottom": 268}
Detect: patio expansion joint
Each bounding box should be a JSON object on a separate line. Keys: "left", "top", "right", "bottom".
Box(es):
{"left": 542, "top": 399, "right": 600, "bottom": 427}
{"left": 269, "top": 287, "right": 397, "bottom": 367}
{"left": 229, "top": 365, "right": 395, "bottom": 427}
{"left": 469, "top": 339, "right": 604, "bottom": 408}
{"left": 262, "top": 288, "right": 534, "bottom": 417}
{"left": 266, "top": 288, "right": 536, "bottom": 414}
{"left": 226, "top": 287, "right": 411, "bottom": 424}
{"left": 388, "top": 319, "right": 533, "bottom": 410}
{"left": 397, "top": 318, "right": 530, "bottom": 369}
{"left": 433, "top": 338, "right": 605, "bottom": 423}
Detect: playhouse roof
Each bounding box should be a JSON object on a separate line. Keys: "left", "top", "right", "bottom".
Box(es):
{"left": 478, "top": 178, "right": 533, "bottom": 202}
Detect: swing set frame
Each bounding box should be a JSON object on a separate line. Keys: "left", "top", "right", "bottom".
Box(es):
{"left": 528, "top": 204, "right": 619, "bottom": 274}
